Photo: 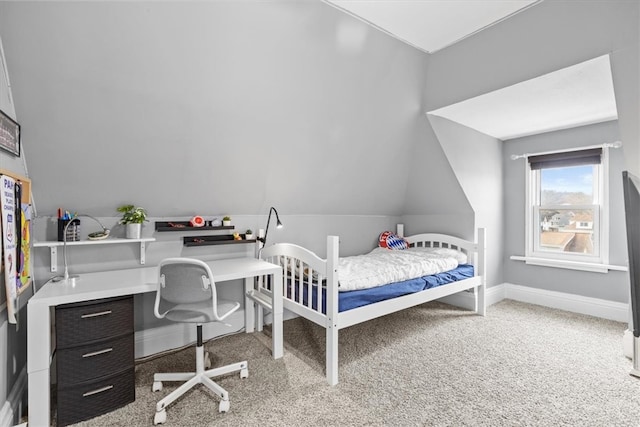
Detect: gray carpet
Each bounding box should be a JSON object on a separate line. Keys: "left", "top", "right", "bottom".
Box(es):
{"left": 67, "top": 300, "right": 640, "bottom": 426}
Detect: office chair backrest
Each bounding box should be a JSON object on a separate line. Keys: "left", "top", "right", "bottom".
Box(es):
{"left": 155, "top": 257, "right": 222, "bottom": 321}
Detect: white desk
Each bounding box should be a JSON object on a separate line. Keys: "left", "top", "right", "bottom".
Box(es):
{"left": 27, "top": 257, "right": 283, "bottom": 427}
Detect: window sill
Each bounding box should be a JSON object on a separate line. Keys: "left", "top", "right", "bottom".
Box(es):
{"left": 510, "top": 255, "right": 628, "bottom": 273}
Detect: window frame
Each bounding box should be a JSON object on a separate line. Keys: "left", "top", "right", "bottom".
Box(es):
{"left": 525, "top": 147, "right": 610, "bottom": 268}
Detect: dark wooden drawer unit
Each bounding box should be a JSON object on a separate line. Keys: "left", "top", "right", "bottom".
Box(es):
{"left": 55, "top": 296, "right": 135, "bottom": 426}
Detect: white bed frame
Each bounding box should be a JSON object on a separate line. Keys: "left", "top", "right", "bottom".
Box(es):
{"left": 257, "top": 225, "right": 486, "bottom": 385}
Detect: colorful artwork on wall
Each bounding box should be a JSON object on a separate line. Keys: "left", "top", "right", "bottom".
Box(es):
{"left": 0, "top": 170, "right": 32, "bottom": 324}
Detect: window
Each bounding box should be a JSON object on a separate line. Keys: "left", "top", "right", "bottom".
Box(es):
{"left": 526, "top": 147, "right": 609, "bottom": 267}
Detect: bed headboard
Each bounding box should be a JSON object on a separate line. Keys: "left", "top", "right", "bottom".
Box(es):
{"left": 396, "top": 224, "right": 486, "bottom": 276}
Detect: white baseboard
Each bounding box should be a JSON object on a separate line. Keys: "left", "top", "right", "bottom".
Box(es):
{"left": 437, "top": 284, "right": 505, "bottom": 311}
{"left": 503, "top": 282, "right": 628, "bottom": 323}
{"left": 439, "top": 282, "right": 627, "bottom": 323}
{"left": 0, "top": 367, "right": 26, "bottom": 427}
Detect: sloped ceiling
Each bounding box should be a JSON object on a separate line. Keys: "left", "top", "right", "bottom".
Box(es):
{"left": 428, "top": 55, "right": 619, "bottom": 140}
{"left": 325, "top": 0, "right": 540, "bottom": 53}
{"left": 0, "top": 1, "right": 434, "bottom": 218}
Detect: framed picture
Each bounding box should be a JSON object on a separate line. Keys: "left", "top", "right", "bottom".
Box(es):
{"left": 0, "top": 108, "right": 20, "bottom": 157}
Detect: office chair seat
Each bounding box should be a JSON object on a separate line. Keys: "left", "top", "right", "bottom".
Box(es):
{"left": 152, "top": 258, "right": 248, "bottom": 425}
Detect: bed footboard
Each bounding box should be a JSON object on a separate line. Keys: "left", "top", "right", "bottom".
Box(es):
{"left": 260, "top": 237, "right": 339, "bottom": 326}
{"left": 260, "top": 236, "right": 339, "bottom": 383}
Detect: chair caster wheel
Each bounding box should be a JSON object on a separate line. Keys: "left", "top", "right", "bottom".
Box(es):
{"left": 154, "top": 409, "right": 167, "bottom": 425}
{"left": 219, "top": 399, "right": 230, "bottom": 413}
{"left": 240, "top": 368, "right": 248, "bottom": 379}
{"left": 152, "top": 381, "right": 163, "bottom": 392}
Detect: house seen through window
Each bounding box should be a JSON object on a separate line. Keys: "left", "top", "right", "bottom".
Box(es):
{"left": 527, "top": 148, "right": 607, "bottom": 264}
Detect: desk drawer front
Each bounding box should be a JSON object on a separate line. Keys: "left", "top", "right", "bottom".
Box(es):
{"left": 56, "top": 368, "right": 135, "bottom": 427}
{"left": 56, "top": 296, "right": 133, "bottom": 347}
{"left": 57, "top": 333, "right": 134, "bottom": 386}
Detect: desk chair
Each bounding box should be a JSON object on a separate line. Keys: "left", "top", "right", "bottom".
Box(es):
{"left": 151, "top": 258, "right": 248, "bottom": 425}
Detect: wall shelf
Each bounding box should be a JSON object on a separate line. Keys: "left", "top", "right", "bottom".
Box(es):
{"left": 33, "top": 237, "right": 156, "bottom": 272}
{"left": 155, "top": 221, "right": 234, "bottom": 232}
{"left": 183, "top": 234, "right": 256, "bottom": 247}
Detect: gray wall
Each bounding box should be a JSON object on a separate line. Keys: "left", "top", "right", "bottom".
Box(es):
{"left": 427, "top": 115, "right": 504, "bottom": 286}
{"left": 0, "top": 1, "right": 428, "bottom": 220}
{"left": 401, "top": 116, "right": 475, "bottom": 244}
{"left": 0, "top": 35, "right": 28, "bottom": 427}
{"left": 504, "top": 120, "right": 629, "bottom": 302}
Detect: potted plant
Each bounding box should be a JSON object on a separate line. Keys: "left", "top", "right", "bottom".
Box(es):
{"left": 222, "top": 216, "right": 231, "bottom": 227}
{"left": 117, "top": 204, "right": 147, "bottom": 239}
{"left": 245, "top": 229, "right": 254, "bottom": 240}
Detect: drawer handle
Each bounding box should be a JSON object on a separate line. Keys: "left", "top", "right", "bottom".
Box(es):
{"left": 83, "top": 385, "right": 113, "bottom": 397}
{"left": 81, "top": 310, "right": 112, "bottom": 319}
{"left": 82, "top": 348, "right": 113, "bottom": 358}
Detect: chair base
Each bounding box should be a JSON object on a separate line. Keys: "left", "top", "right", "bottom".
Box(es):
{"left": 152, "top": 343, "right": 248, "bottom": 425}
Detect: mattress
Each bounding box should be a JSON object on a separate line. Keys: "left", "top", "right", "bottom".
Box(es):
{"left": 286, "top": 264, "right": 475, "bottom": 313}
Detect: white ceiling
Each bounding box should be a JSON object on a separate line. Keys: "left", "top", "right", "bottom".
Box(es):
{"left": 325, "top": 0, "right": 540, "bottom": 54}
{"left": 428, "top": 55, "right": 618, "bottom": 140}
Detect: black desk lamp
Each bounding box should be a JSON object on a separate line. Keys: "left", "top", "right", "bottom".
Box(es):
{"left": 52, "top": 214, "right": 110, "bottom": 283}
{"left": 257, "top": 207, "right": 283, "bottom": 248}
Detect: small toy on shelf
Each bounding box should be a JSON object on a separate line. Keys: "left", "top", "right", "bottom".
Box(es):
{"left": 190, "top": 216, "right": 205, "bottom": 227}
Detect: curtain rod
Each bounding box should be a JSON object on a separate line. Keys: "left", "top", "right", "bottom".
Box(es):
{"left": 510, "top": 141, "right": 622, "bottom": 160}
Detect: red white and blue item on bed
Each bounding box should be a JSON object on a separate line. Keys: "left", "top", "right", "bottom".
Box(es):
{"left": 378, "top": 231, "right": 409, "bottom": 250}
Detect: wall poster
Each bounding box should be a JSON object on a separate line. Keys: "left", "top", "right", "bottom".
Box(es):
{"left": 0, "top": 170, "right": 32, "bottom": 324}
{"left": 1, "top": 174, "right": 17, "bottom": 323}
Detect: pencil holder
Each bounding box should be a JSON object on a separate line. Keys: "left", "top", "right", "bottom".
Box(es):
{"left": 58, "top": 218, "right": 81, "bottom": 242}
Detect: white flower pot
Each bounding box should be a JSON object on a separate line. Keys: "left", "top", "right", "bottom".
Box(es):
{"left": 245, "top": 234, "right": 254, "bottom": 240}
{"left": 223, "top": 220, "right": 231, "bottom": 227}
{"left": 126, "top": 223, "right": 142, "bottom": 239}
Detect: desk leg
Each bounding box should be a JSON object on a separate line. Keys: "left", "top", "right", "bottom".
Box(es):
{"left": 28, "top": 369, "right": 50, "bottom": 426}
{"left": 27, "top": 301, "right": 51, "bottom": 426}
{"left": 271, "top": 270, "right": 283, "bottom": 359}
{"left": 244, "top": 277, "right": 255, "bottom": 334}
{"left": 256, "top": 305, "right": 264, "bottom": 332}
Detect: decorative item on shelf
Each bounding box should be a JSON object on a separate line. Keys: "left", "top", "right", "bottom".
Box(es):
{"left": 190, "top": 216, "right": 205, "bottom": 227}
{"left": 87, "top": 230, "right": 110, "bottom": 240}
{"left": 245, "top": 229, "right": 254, "bottom": 240}
{"left": 233, "top": 232, "right": 241, "bottom": 241}
{"left": 117, "top": 204, "right": 147, "bottom": 239}
{"left": 257, "top": 206, "right": 283, "bottom": 248}
{"left": 222, "top": 216, "right": 231, "bottom": 227}
{"left": 211, "top": 218, "right": 222, "bottom": 227}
